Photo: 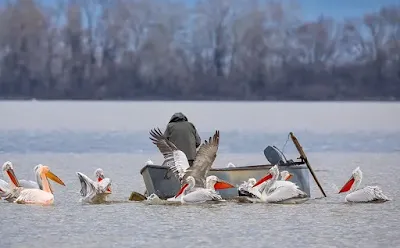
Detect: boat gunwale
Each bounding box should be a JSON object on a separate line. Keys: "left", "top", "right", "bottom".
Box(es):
{"left": 139, "top": 161, "right": 306, "bottom": 175}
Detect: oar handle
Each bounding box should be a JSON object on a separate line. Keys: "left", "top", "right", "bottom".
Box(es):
{"left": 289, "top": 132, "right": 327, "bottom": 197}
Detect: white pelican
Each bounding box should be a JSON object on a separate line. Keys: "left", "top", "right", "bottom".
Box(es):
{"left": 0, "top": 161, "right": 40, "bottom": 191}
{"left": 173, "top": 175, "right": 234, "bottom": 204}
{"left": 149, "top": 128, "right": 236, "bottom": 202}
{"left": 0, "top": 161, "right": 21, "bottom": 189}
{"left": 149, "top": 128, "right": 221, "bottom": 189}
{"left": 238, "top": 170, "right": 293, "bottom": 198}
{"left": 238, "top": 178, "right": 261, "bottom": 198}
{"left": 14, "top": 164, "right": 65, "bottom": 205}
{"left": 76, "top": 168, "right": 112, "bottom": 203}
{"left": 248, "top": 165, "right": 308, "bottom": 203}
{"left": 338, "top": 166, "right": 391, "bottom": 203}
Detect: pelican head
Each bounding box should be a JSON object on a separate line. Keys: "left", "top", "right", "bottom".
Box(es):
{"left": 95, "top": 168, "right": 105, "bottom": 180}
{"left": 339, "top": 166, "right": 362, "bottom": 194}
{"left": 206, "top": 175, "right": 235, "bottom": 190}
{"left": 2, "top": 161, "right": 20, "bottom": 187}
{"left": 94, "top": 168, "right": 111, "bottom": 193}
{"left": 36, "top": 165, "right": 65, "bottom": 193}
{"left": 280, "top": 171, "right": 293, "bottom": 181}
{"left": 252, "top": 165, "right": 279, "bottom": 188}
{"left": 175, "top": 176, "right": 196, "bottom": 198}
{"left": 248, "top": 178, "right": 257, "bottom": 187}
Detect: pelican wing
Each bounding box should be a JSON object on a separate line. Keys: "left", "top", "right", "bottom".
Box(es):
{"left": 14, "top": 188, "right": 54, "bottom": 204}
{"left": 0, "top": 179, "right": 10, "bottom": 191}
{"left": 19, "top": 180, "right": 39, "bottom": 189}
{"left": 238, "top": 181, "right": 263, "bottom": 199}
{"left": 149, "top": 128, "right": 190, "bottom": 181}
{"left": 346, "top": 186, "right": 391, "bottom": 202}
{"left": 265, "top": 183, "right": 308, "bottom": 203}
{"left": 0, "top": 183, "right": 9, "bottom": 198}
{"left": 3, "top": 187, "right": 23, "bottom": 202}
{"left": 76, "top": 172, "right": 96, "bottom": 197}
{"left": 183, "top": 189, "right": 222, "bottom": 203}
{"left": 268, "top": 180, "right": 297, "bottom": 193}
{"left": 184, "top": 130, "right": 220, "bottom": 186}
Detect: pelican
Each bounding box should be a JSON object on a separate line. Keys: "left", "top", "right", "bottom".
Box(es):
{"left": 247, "top": 165, "right": 308, "bottom": 203}
{"left": 76, "top": 168, "right": 112, "bottom": 203}
{"left": 0, "top": 161, "right": 21, "bottom": 190}
{"left": 150, "top": 128, "right": 237, "bottom": 202}
{"left": 338, "top": 166, "right": 391, "bottom": 203}
{"left": 94, "top": 168, "right": 112, "bottom": 193}
{"left": 238, "top": 170, "right": 293, "bottom": 198}
{"left": 238, "top": 178, "right": 261, "bottom": 198}
{"left": 174, "top": 175, "right": 234, "bottom": 204}
{"left": 14, "top": 164, "right": 65, "bottom": 205}
{"left": 0, "top": 161, "right": 40, "bottom": 191}
{"left": 0, "top": 161, "right": 22, "bottom": 202}
{"left": 149, "top": 128, "right": 221, "bottom": 190}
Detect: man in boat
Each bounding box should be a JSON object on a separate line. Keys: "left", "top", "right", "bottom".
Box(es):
{"left": 164, "top": 112, "right": 201, "bottom": 166}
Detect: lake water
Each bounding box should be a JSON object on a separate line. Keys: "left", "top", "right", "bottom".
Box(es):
{"left": 1, "top": 101, "right": 400, "bottom": 248}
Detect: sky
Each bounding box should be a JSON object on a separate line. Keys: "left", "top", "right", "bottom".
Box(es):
{"left": 295, "top": 0, "right": 399, "bottom": 21}
{"left": 36, "top": 0, "right": 399, "bottom": 22}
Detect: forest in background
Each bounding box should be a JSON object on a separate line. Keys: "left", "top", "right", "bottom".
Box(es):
{"left": 0, "top": 0, "right": 399, "bottom": 100}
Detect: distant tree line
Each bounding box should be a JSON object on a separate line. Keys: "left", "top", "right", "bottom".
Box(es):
{"left": 0, "top": 0, "right": 399, "bottom": 100}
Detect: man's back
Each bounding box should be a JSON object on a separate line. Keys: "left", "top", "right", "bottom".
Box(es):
{"left": 164, "top": 113, "right": 201, "bottom": 163}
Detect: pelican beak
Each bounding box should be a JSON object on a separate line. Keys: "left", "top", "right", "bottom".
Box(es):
{"left": 285, "top": 173, "right": 293, "bottom": 181}
{"left": 6, "top": 168, "right": 20, "bottom": 187}
{"left": 45, "top": 170, "right": 66, "bottom": 186}
{"left": 338, "top": 175, "right": 355, "bottom": 194}
{"left": 175, "top": 183, "right": 188, "bottom": 198}
{"left": 214, "top": 180, "right": 235, "bottom": 190}
{"left": 253, "top": 173, "right": 273, "bottom": 188}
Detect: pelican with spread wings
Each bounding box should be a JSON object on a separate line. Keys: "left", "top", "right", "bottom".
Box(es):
{"left": 149, "top": 128, "right": 234, "bottom": 203}
{"left": 76, "top": 168, "right": 112, "bottom": 204}
{"left": 149, "top": 128, "right": 219, "bottom": 186}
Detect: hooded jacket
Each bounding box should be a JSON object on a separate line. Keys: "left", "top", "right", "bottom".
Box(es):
{"left": 164, "top": 112, "right": 201, "bottom": 161}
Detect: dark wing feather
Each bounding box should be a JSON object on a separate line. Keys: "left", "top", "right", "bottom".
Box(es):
{"left": 184, "top": 130, "right": 220, "bottom": 187}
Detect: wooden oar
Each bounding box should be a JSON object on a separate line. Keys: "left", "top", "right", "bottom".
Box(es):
{"left": 289, "top": 132, "right": 327, "bottom": 197}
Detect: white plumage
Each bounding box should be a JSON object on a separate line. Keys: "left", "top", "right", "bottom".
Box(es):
{"left": 15, "top": 188, "right": 55, "bottom": 205}
{"left": 76, "top": 169, "right": 112, "bottom": 204}
{"left": 19, "top": 180, "right": 39, "bottom": 189}
{"left": 240, "top": 165, "right": 308, "bottom": 203}
{"left": 338, "top": 166, "right": 390, "bottom": 203}
{"left": 170, "top": 150, "right": 190, "bottom": 182}
{"left": 14, "top": 164, "right": 65, "bottom": 205}
{"left": 0, "top": 162, "right": 40, "bottom": 193}
{"left": 174, "top": 176, "right": 228, "bottom": 204}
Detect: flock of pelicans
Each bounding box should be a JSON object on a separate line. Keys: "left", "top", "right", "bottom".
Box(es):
{"left": 0, "top": 128, "right": 392, "bottom": 205}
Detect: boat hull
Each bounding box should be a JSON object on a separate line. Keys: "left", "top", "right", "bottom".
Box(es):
{"left": 140, "top": 163, "right": 310, "bottom": 199}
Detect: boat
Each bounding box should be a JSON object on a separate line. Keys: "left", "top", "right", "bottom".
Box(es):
{"left": 139, "top": 132, "right": 320, "bottom": 200}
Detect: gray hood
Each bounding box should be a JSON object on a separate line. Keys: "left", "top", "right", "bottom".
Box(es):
{"left": 169, "top": 112, "right": 188, "bottom": 123}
